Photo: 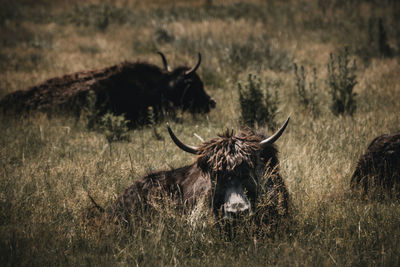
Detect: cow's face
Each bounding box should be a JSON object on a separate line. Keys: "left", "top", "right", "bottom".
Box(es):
{"left": 208, "top": 154, "right": 265, "bottom": 219}
{"left": 196, "top": 131, "right": 281, "bottom": 219}
{"left": 166, "top": 117, "right": 290, "bottom": 220}
{"left": 158, "top": 52, "right": 216, "bottom": 113}
{"left": 173, "top": 70, "right": 216, "bottom": 113}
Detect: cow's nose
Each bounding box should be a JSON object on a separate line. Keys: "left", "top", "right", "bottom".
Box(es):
{"left": 209, "top": 98, "right": 216, "bottom": 108}
{"left": 223, "top": 195, "right": 251, "bottom": 220}
{"left": 223, "top": 186, "right": 250, "bottom": 219}
{"left": 225, "top": 202, "right": 249, "bottom": 213}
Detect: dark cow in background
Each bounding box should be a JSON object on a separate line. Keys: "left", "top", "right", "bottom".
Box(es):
{"left": 0, "top": 52, "right": 215, "bottom": 126}
{"left": 351, "top": 132, "right": 400, "bottom": 199}
{"left": 111, "top": 117, "right": 290, "bottom": 226}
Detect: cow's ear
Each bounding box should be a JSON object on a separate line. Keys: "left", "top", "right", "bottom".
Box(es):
{"left": 196, "top": 153, "right": 212, "bottom": 173}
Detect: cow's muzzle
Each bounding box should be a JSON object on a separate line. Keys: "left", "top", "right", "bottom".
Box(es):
{"left": 223, "top": 186, "right": 251, "bottom": 219}
{"left": 209, "top": 98, "right": 216, "bottom": 109}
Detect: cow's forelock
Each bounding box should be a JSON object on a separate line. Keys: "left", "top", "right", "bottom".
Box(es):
{"left": 196, "top": 129, "right": 262, "bottom": 173}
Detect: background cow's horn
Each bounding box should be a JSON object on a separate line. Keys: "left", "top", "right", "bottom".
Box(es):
{"left": 167, "top": 123, "right": 198, "bottom": 154}
{"left": 157, "top": 51, "right": 169, "bottom": 71}
{"left": 260, "top": 117, "right": 290, "bottom": 148}
{"left": 184, "top": 53, "right": 202, "bottom": 76}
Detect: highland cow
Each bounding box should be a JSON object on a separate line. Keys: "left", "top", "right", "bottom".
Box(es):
{"left": 350, "top": 132, "right": 400, "bottom": 198}
{"left": 0, "top": 52, "right": 215, "bottom": 126}
{"left": 111, "top": 117, "right": 290, "bottom": 225}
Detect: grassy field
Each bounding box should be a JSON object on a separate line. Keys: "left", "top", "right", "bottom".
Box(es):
{"left": 1, "top": 0, "right": 400, "bottom": 265}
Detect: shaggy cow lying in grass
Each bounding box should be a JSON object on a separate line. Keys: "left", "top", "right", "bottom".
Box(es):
{"left": 91, "top": 118, "right": 291, "bottom": 232}
{"left": 0, "top": 52, "right": 215, "bottom": 126}
{"left": 351, "top": 132, "right": 400, "bottom": 199}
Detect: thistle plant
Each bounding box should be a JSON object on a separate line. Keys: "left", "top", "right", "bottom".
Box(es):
{"left": 238, "top": 74, "right": 279, "bottom": 130}
{"left": 327, "top": 47, "right": 358, "bottom": 116}
{"left": 294, "top": 63, "right": 319, "bottom": 116}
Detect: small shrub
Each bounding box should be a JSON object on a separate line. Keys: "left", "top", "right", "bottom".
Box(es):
{"left": 201, "top": 67, "right": 225, "bottom": 89}
{"left": 154, "top": 27, "right": 174, "bottom": 44}
{"left": 79, "top": 45, "right": 101, "bottom": 54}
{"left": 294, "top": 63, "right": 319, "bottom": 116}
{"left": 238, "top": 74, "right": 279, "bottom": 130}
{"left": 93, "top": 110, "right": 128, "bottom": 161}
{"left": 378, "top": 18, "right": 393, "bottom": 58}
{"left": 99, "top": 112, "right": 130, "bottom": 143}
{"left": 229, "top": 40, "right": 292, "bottom": 72}
{"left": 357, "top": 17, "right": 393, "bottom": 64}
{"left": 82, "top": 90, "right": 99, "bottom": 130}
{"left": 95, "top": 5, "right": 110, "bottom": 31}
{"left": 204, "top": 0, "right": 213, "bottom": 9}
{"left": 132, "top": 39, "right": 157, "bottom": 54}
{"left": 61, "top": 4, "right": 129, "bottom": 29}
{"left": 147, "top": 106, "right": 163, "bottom": 140}
{"left": 327, "top": 47, "right": 357, "bottom": 116}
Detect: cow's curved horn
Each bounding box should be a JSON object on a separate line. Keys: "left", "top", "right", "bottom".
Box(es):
{"left": 157, "top": 51, "right": 169, "bottom": 71}
{"left": 260, "top": 117, "right": 290, "bottom": 148}
{"left": 185, "top": 53, "right": 202, "bottom": 76}
{"left": 167, "top": 123, "right": 198, "bottom": 154}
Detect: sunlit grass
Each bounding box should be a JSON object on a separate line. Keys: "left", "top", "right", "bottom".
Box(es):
{"left": 1, "top": 0, "right": 400, "bottom": 265}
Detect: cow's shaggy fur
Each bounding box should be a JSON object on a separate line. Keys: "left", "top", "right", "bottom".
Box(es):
{"left": 196, "top": 129, "right": 264, "bottom": 172}
{"left": 350, "top": 132, "right": 400, "bottom": 199}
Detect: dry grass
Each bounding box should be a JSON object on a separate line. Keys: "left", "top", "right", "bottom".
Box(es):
{"left": 1, "top": 0, "right": 400, "bottom": 265}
